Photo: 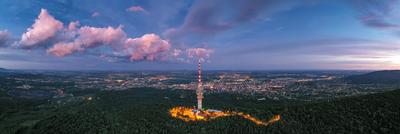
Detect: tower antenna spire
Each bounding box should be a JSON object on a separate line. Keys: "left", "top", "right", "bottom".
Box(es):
{"left": 197, "top": 59, "right": 203, "bottom": 110}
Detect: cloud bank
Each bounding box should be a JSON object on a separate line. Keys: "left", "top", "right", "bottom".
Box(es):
{"left": 17, "top": 8, "right": 211, "bottom": 62}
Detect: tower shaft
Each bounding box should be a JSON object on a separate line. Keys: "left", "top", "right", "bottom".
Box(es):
{"left": 197, "top": 60, "right": 203, "bottom": 110}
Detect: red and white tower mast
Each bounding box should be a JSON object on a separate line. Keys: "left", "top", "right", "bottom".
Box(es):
{"left": 197, "top": 59, "right": 203, "bottom": 110}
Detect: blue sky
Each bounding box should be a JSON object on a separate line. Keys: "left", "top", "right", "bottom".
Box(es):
{"left": 0, "top": 0, "right": 400, "bottom": 70}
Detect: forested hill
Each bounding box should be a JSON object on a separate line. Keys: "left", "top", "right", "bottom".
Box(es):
{"left": 346, "top": 70, "right": 400, "bottom": 84}
{"left": 23, "top": 88, "right": 400, "bottom": 134}
{"left": 282, "top": 88, "right": 400, "bottom": 134}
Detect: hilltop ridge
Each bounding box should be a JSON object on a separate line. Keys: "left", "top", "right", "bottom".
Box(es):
{"left": 346, "top": 70, "right": 400, "bottom": 84}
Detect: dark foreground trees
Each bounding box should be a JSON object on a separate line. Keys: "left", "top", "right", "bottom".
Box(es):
{"left": 1, "top": 88, "right": 399, "bottom": 134}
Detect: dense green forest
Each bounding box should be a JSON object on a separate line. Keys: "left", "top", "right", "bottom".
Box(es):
{"left": 1, "top": 88, "right": 399, "bottom": 134}
{"left": 346, "top": 70, "right": 400, "bottom": 84}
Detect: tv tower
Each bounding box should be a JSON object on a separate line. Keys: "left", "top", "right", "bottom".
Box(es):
{"left": 197, "top": 59, "right": 203, "bottom": 110}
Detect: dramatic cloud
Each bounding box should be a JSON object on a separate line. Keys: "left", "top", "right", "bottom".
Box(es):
{"left": 15, "top": 8, "right": 214, "bottom": 63}
{"left": 47, "top": 26, "right": 126, "bottom": 57}
{"left": 124, "top": 34, "right": 171, "bottom": 61}
{"left": 350, "top": 0, "right": 400, "bottom": 29}
{"left": 166, "top": 0, "right": 299, "bottom": 37}
{"left": 0, "top": 30, "right": 11, "bottom": 47}
{"left": 20, "top": 9, "right": 64, "bottom": 48}
{"left": 45, "top": 23, "right": 176, "bottom": 61}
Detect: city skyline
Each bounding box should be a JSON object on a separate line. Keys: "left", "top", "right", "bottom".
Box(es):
{"left": 0, "top": 0, "right": 400, "bottom": 70}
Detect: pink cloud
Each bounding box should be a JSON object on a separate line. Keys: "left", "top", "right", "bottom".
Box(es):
{"left": 20, "top": 8, "right": 212, "bottom": 63}
{"left": 172, "top": 49, "right": 182, "bottom": 57}
{"left": 45, "top": 22, "right": 173, "bottom": 61}
{"left": 126, "top": 6, "right": 148, "bottom": 14}
{"left": 186, "top": 48, "right": 214, "bottom": 59}
{"left": 169, "top": 48, "right": 214, "bottom": 63}
{"left": 67, "top": 21, "right": 80, "bottom": 31}
{"left": 47, "top": 26, "right": 127, "bottom": 57}
{"left": 47, "top": 42, "right": 82, "bottom": 57}
{"left": 91, "top": 12, "right": 100, "bottom": 17}
{"left": 77, "top": 26, "right": 126, "bottom": 48}
{"left": 124, "top": 34, "right": 171, "bottom": 61}
{"left": 20, "top": 9, "right": 64, "bottom": 48}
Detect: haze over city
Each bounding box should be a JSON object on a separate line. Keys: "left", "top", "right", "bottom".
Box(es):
{"left": 0, "top": 0, "right": 399, "bottom": 70}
